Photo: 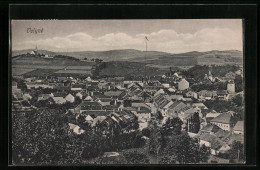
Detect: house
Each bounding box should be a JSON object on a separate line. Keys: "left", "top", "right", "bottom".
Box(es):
{"left": 38, "top": 93, "right": 54, "bottom": 101}
{"left": 179, "top": 107, "right": 202, "bottom": 120}
{"left": 26, "top": 82, "right": 54, "bottom": 89}
{"left": 104, "top": 91, "right": 123, "bottom": 98}
{"left": 162, "top": 83, "right": 170, "bottom": 88}
{"left": 22, "top": 93, "right": 32, "bottom": 100}
{"left": 98, "top": 82, "right": 111, "bottom": 90}
{"left": 205, "top": 111, "right": 221, "bottom": 124}
{"left": 208, "top": 156, "right": 230, "bottom": 164}
{"left": 154, "top": 89, "right": 165, "bottom": 96}
{"left": 168, "top": 87, "right": 176, "bottom": 93}
{"left": 68, "top": 123, "right": 85, "bottom": 135}
{"left": 217, "top": 90, "right": 229, "bottom": 100}
{"left": 200, "top": 124, "right": 221, "bottom": 134}
{"left": 178, "top": 78, "right": 189, "bottom": 91}
{"left": 210, "top": 113, "right": 236, "bottom": 131}
{"left": 168, "top": 101, "right": 187, "bottom": 115}
{"left": 86, "top": 76, "right": 92, "bottom": 82}
{"left": 76, "top": 91, "right": 84, "bottom": 99}
{"left": 153, "top": 94, "right": 169, "bottom": 109}
{"left": 198, "top": 90, "right": 217, "bottom": 100}
{"left": 196, "top": 133, "right": 230, "bottom": 155}
{"left": 227, "top": 81, "right": 235, "bottom": 94}
{"left": 223, "top": 72, "right": 236, "bottom": 81}
{"left": 65, "top": 93, "right": 75, "bottom": 103}
{"left": 233, "top": 121, "right": 244, "bottom": 135}
{"left": 161, "top": 101, "right": 174, "bottom": 116}
{"left": 131, "top": 106, "right": 151, "bottom": 121}
{"left": 185, "top": 91, "right": 198, "bottom": 99}
{"left": 192, "top": 103, "right": 208, "bottom": 110}
{"left": 52, "top": 92, "right": 67, "bottom": 104}
{"left": 85, "top": 115, "right": 94, "bottom": 122}
{"left": 12, "top": 81, "right": 18, "bottom": 92}
{"left": 96, "top": 98, "right": 113, "bottom": 106}
{"left": 71, "top": 84, "right": 86, "bottom": 91}
{"left": 84, "top": 95, "right": 93, "bottom": 101}
{"left": 224, "top": 133, "right": 244, "bottom": 146}
{"left": 74, "top": 101, "right": 103, "bottom": 114}
{"left": 166, "top": 94, "right": 183, "bottom": 101}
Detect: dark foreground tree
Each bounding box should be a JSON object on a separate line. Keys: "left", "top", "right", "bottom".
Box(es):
{"left": 199, "top": 144, "right": 210, "bottom": 163}
{"left": 12, "top": 108, "right": 84, "bottom": 165}
{"left": 161, "top": 117, "right": 183, "bottom": 136}
{"left": 161, "top": 132, "right": 200, "bottom": 164}
{"left": 123, "top": 150, "right": 150, "bottom": 164}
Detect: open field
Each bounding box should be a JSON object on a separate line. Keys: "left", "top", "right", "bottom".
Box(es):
{"left": 65, "top": 66, "right": 93, "bottom": 70}
{"left": 12, "top": 55, "right": 97, "bottom": 77}
{"left": 22, "top": 69, "right": 59, "bottom": 77}
{"left": 12, "top": 68, "right": 36, "bottom": 76}
{"left": 12, "top": 65, "right": 66, "bottom": 69}
{"left": 54, "top": 70, "right": 92, "bottom": 74}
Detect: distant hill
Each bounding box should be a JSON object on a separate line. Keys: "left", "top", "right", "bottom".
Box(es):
{"left": 12, "top": 49, "right": 243, "bottom": 66}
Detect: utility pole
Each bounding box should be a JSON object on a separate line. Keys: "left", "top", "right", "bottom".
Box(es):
{"left": 145, "top": 36, "right": 149, "bottom": 84}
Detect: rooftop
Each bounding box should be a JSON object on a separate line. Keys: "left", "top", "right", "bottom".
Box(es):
{"left": 210, "top": 113, "right": 236, "bottom": 124}
{"left": 233, "top": 121, "right": 244, "bottom": 132}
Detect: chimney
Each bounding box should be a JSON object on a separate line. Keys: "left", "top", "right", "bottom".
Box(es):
{"left": 91, "top": 92, "right": 93, "bottom": 96}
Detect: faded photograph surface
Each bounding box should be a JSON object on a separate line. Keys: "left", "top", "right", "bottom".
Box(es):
{"left": 11, "top": 19, "right": 244, "bottom": 165}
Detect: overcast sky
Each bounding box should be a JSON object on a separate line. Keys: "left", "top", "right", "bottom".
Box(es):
{"left": 11, "top": 19, "right": 243, "bottom": 53}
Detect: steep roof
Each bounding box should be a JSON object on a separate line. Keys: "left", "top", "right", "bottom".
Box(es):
{"left": 71, "top": 84, "right": 86, "bottom": 89}
{"left": 81, "top": 110, "right": 111, "bottom": 117}
{"left": 201, "top": 124, "right": 220, "bottom": 133}
{"left": 84, "top": 96, "right": 93, "bottom": 101}
{"left": 223, "top": 133, "right": 244, "bottom": 145}
{"left": 154, "top": 94, "right": 169, "bottom": 109}
{"left": 104, "top": 91, "right": 123, "bottom": 97}
{"left": 210, "top": 113, "right": 236, "bottom": 124}
{"left": 52, "top": 92, "right": 67, "bottom": 98}
{"left": 178, "top": 78, "right": 189, "bottom": 84}
{"left": 217, "top": 90, "right": 228, "bottom": 95}
{"left": 199, "top": 133, "right": 224, "bottom": 150}
{"left": 233, "top": 121, "right": 244, "bottom": 132}
{"left": 81, "top": 101, "right": 102, "bottom": 107}
{"left": 169, "top": 101, "right": 187, "bottom": 112}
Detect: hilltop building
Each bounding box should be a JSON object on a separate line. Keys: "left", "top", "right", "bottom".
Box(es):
{"left": 30, "top": 45, "right": 38, "bottom": 55}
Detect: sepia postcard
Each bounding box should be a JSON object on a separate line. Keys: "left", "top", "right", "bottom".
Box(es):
{"left": 11, "top": 19, "right": 245, "bottom": 165}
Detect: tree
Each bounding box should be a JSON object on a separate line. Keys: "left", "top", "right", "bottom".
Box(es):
{"left": 161, "top": 117, "right": 183, "bottom": 136}
{"left": 156, "top": 111, "right": 163, "bottom": 120}
{"left": 199, "top": 144, "right": 210, "bottom": 163}
{"left": 148, "top": 121, "right": 163, "bottom": 163}
{"left": 123, "top": 150, "right": 150, "bottom": 164}
{"left": 163, "top": 132, "right": 200, "bottom": 164}
{"left": 12, "top": 108, "right": 72, "bottom": 165}
{"left": 142, "top": 128, "right": 151, "bottom": 138}
{"left": 226, "top": 141, "right": 245, "bottom": 162}
{"left": 232, "top": 94, "right": 243, "bottom": 106}
{"left": 187, "top": 112, "right": 200, "bottom": 133}
{"left": 234, "top": 75, "right": 243, "bottom": 92}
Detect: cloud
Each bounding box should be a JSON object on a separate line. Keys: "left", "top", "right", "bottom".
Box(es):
{"left": 12, "top": 27, "right": 242, "bottom": 53}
